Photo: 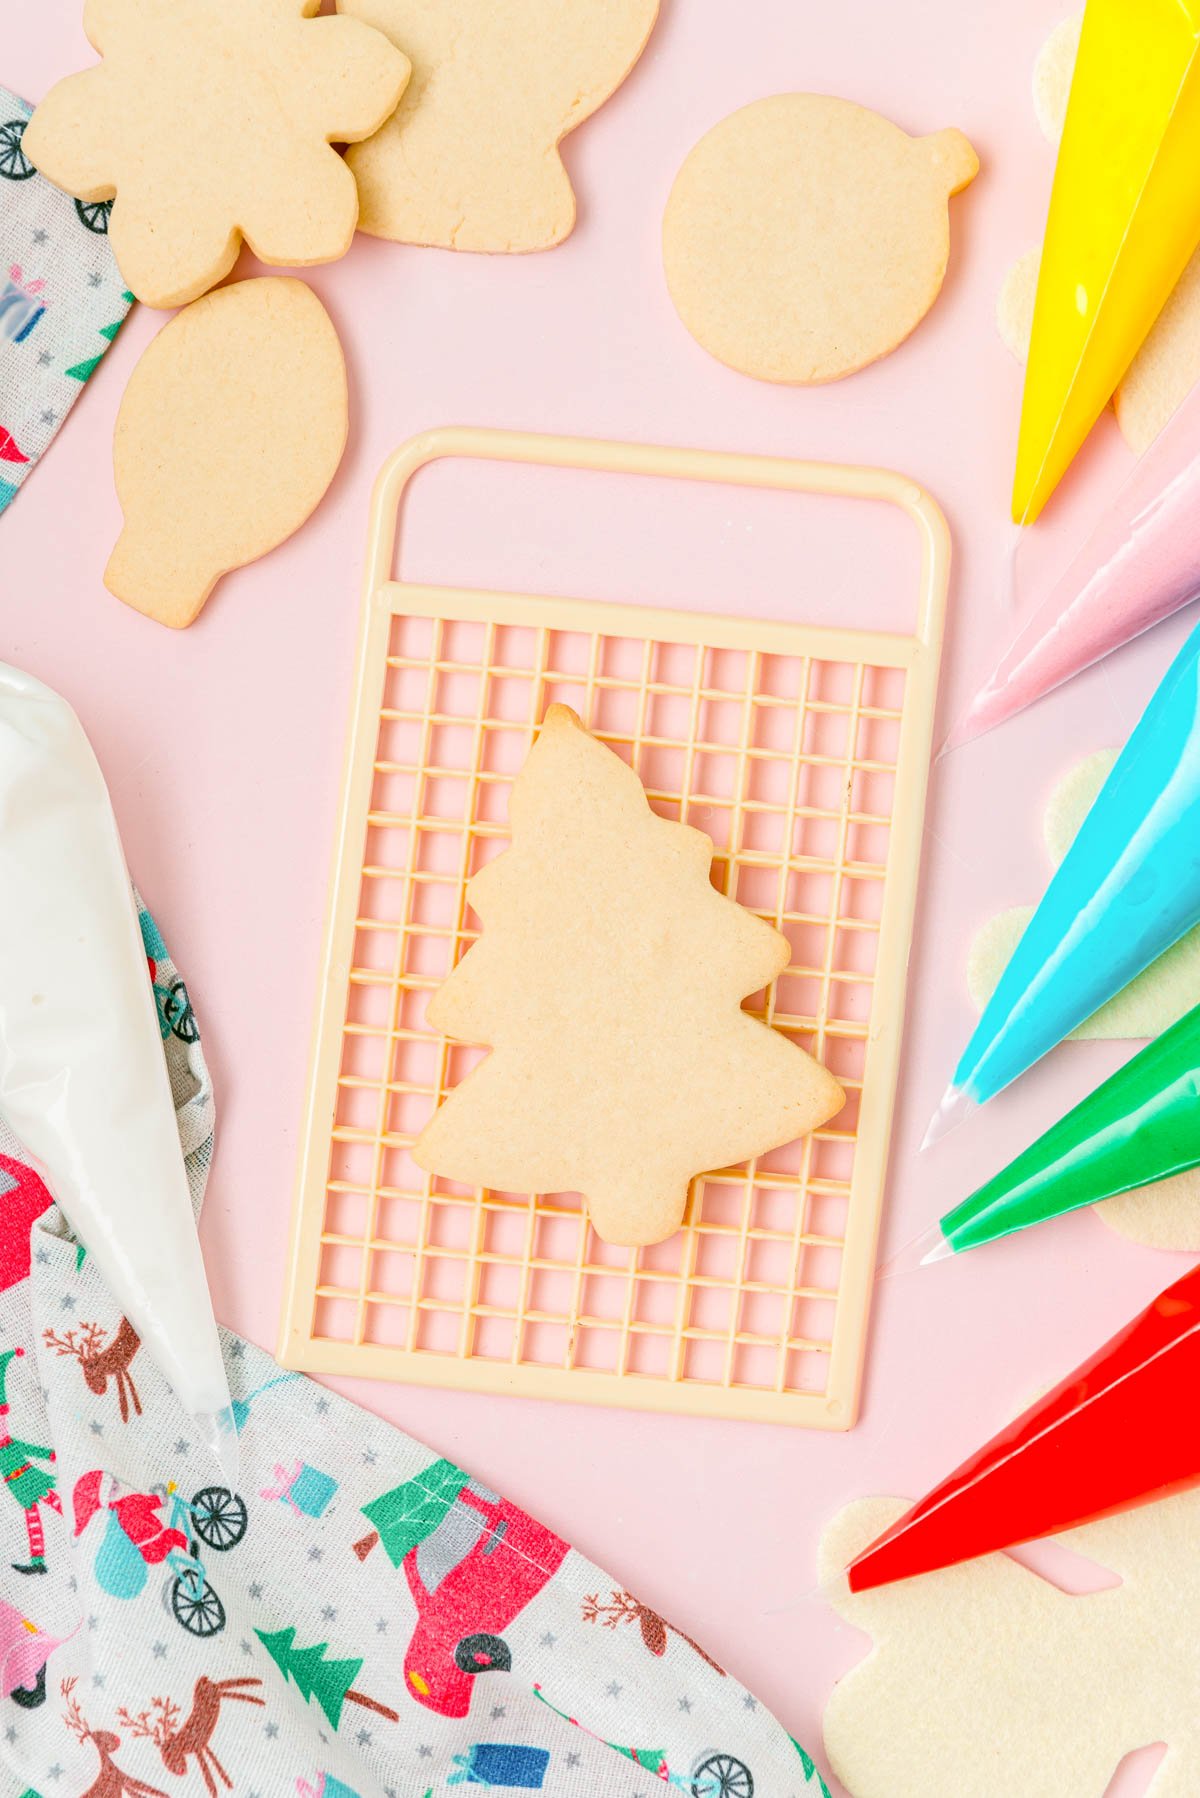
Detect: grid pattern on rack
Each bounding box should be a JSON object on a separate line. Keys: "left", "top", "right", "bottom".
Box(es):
{"left": 308, "top": 607, "right": 908, "bottom": 1417}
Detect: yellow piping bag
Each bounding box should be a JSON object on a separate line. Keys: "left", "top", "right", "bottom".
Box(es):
{"left": 1014, "top": 0, "right": 1200, "bottom": 523}
{"left": 0, "top": 664, "right": 234, "bottom": 1473}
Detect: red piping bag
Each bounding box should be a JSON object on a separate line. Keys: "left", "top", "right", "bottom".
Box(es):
{"left": 846, "top": 1260, "right": 1200, "bottom": 1592}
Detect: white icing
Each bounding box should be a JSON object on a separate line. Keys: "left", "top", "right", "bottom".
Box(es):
{"left": 0, "top": 662, "right": 230, "bottom": 1430}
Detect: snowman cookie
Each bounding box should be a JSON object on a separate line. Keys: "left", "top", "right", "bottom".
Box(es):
{"left": 663, "top": 94, "right": 977, "bottom": 384}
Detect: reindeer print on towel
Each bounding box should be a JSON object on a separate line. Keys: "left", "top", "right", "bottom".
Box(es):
{"left": 580, "top": 1589, "right": 725, "bottom": 1671}
{"left": 44, "top": 1316, "right": 143, "bottom": 1421}
{"left": 61, "top": 1678, "right": 169, "bottom": 1798}
{"left": 0, "top": 907, "right": 831, "bottom": 1798}
{"left": 118, "top": 1677, "right": 265, "bottom": 1795}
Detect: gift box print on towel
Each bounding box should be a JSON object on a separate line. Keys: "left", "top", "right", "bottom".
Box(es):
{"left": 0, "top": 910, "right": 828, "bottom": 1797}
{"left": 0, "top": 89, "right": 131, "bottom": 517}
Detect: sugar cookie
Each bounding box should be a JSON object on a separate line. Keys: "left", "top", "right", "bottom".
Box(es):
{"left": 415, "top": 705, "right": 844, "bottom": 1247}
{"left": 967, "top": 750, "right": 1200, "bottom": 1044}
{"left": 967, "top": 748, "right": 1200, "bottom": 1252}
{"left": 1001, "top": 10, "right": 1200, "bottom": 456}
{"left": 24, "top": 0, "right": 411, "bottom": 309}
{"left": 105, "top": 277, "right": 347, "bottom": 628}
{"left": 662, "top": 95, "right": 977, "bottom": 385}
{"left": 1114, "top": 251, "right": 1200, "bottom": 454}
{"left": 337, "top": 0, "right": 659, "bottom": 251}
{"left": 822, "top": 1489, "right": 1200, "bottom": 1798}
{"left": 1032, "top": 11, "right": 1082, "bottom": 144}
{"left": 996, "top": 247, "right": 1040, "bottom": 363}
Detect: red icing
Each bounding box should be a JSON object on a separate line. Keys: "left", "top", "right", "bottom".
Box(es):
{"left": 848, "top": 1260, "right": 1200, "bottom": 1591}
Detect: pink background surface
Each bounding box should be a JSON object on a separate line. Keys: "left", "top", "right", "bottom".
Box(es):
{"left": 3, "top": 4, "right": 1190, "bottom": 1789}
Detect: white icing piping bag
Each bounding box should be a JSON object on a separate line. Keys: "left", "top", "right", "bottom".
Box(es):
{"left": 0, "top": 664, "right": 233, "bottom": 1471}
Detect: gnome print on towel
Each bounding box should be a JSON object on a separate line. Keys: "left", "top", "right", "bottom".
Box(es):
{"left": 0, "top": 1347, "right": 61, "bottom": 1576}
{"left": 353, "top": 1458, "right": 567, "bottom": 1718}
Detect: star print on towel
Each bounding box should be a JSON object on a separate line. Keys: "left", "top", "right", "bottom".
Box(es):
{"left": 0, "top": 902, "right": 830, "bottom": 1798}
{"left": 0, "top": 88, "right": 131, "bottom": 518}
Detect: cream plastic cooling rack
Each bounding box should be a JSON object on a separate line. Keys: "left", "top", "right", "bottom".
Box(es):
{"left": 279, "top": 428, "right": 949, "bottom": 1430}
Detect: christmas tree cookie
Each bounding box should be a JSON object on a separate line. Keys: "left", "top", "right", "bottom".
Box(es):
{"left": 23, "top": 0, "right": 411, "bottom": 308}
{"left": 415, "top": 706, "right": 844, "bottom": 1246}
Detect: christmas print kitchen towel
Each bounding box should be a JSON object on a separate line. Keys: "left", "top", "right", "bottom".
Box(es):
{"left": 0, "top": 89, "right": 131, "bottom": 517}
{"left": 0, "top": 909, "right": 830, "bottom": 1798}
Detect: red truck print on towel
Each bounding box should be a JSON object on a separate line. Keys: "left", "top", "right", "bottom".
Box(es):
{"left": 401, "top": 1479, "right": 566, "bottom": 1718}
{"left": 354, "top": 1459, "right": 567, "bottom": 1719}
{"left": 0, "top": 1155, "right": 52, "bottom": 1292}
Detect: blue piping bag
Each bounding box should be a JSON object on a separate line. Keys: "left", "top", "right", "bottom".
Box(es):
{"left": 927, "top": 618, "right": 1200, "bottom": 1142}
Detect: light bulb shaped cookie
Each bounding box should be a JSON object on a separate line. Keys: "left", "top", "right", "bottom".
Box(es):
{"left": 105, "top": 278, "right": 347, "bottom": 628}
{"left": 336, "top": 0, "right": 659, "bottom": 251}
{"left": 664, "top": 94, "right": 977, "bottom": 384}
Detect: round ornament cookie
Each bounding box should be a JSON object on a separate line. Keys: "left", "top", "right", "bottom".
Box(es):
{"left": 105, "top": 277, "right": 348, "bottom": 628}
{"left": 663, "top": 94, "right": 977, "bottom": 385}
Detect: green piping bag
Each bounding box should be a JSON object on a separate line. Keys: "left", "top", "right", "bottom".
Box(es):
{"left": 926, "top": 1000, "right": 1200, "bottom": 1259}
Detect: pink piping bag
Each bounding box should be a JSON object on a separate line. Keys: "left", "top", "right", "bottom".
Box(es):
{"left": 946, "top": 375, "right": 1200, "bottom": 752}
{"left": 0, "top": 664, "right": 234, "bottom": 1473}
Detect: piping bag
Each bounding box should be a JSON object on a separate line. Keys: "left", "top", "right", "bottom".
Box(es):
{"left": 0, "top": 663, "right": 234, "bottom": 1473}
{"left": 925, "top": 999, "right": 1200, "bottom": 1259}
{"left": 927, "top": 615, "right": 1200, "bottom": 1143}
{"left": 950, "top": 371, "right": 1200, "bottom": 752}
{"left": 846, "top": 1259, "right": 1200, "bottom": 1592}
{"left": 1013, "top": 0, "right": 1200, "bottom": 523}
